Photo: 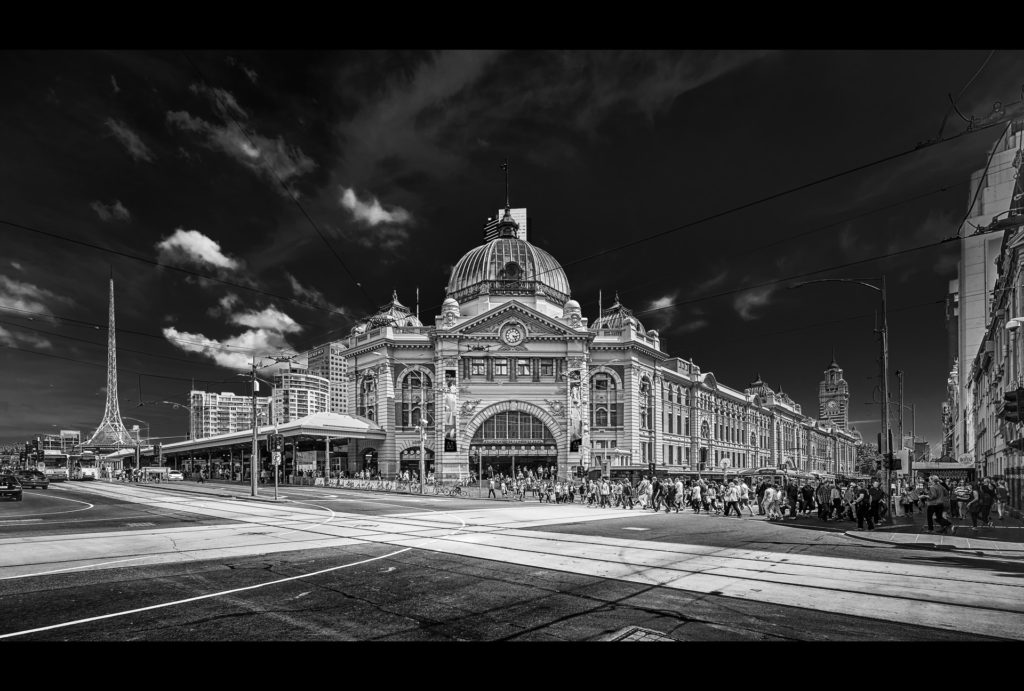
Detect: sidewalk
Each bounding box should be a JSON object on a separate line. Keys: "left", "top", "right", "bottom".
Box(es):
{"left": 844, "top": 514, "right": 1024, "bottom": 555}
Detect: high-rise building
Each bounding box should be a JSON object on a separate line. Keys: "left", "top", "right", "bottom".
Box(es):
{"left": 270, "top": 367, "right": 330, "bottom": 425}
{"left": 953, "top": 120, "right": 1024, "bottom": 458}
{"left": 818, "top": 354, "right": 849, "bottom": 431}
{"left": 190, "top": 391, "right": 270, "bottom": 439}
{"left": 304, "top": 342, "right": 348, "bottom": 414}
{"left": 484, "top": 207, "right": 528, "bottom": 241}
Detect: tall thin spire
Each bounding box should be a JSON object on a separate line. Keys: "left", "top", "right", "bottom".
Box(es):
{"left": 84, "top": 277, "right": 135, "bottom": 448}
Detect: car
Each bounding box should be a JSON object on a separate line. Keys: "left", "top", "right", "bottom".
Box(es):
{"left": 15, "top": 470, "right": 49, "bottom": 490}
{"left": 1, "top": 474, "right": 23, "bottom": 501}
{"left": 168, "top": 470, "right": 184, "bottom": 481}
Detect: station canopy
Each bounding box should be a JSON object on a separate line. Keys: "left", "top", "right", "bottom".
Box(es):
{"left": 101, "top": 412, "right": 385, "bottom": 460}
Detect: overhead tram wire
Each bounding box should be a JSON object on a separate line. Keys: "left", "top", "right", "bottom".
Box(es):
{"left": 179, "top": 51, "right": 374, "bottom": 312}
{"left": 410, "top": 115, "right": 1009, "bottom": 319}
{"left": 0, "top": 219, "right": 351, "bottom": 327}
{"left": 936, "top": 50, "right": 996, "bottom": 140}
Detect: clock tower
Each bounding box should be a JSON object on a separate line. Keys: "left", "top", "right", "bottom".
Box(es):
{"left": 819, "top": 352, "right": 849, "bottom": 430}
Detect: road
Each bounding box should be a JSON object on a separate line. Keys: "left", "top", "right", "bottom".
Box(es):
{"left": 1, "top": 481, "right": 1022, "bottom": 641}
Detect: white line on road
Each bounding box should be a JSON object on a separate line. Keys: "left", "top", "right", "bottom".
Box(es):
{"left": 0, "top": 492, "right": 468, "bottom": 640}
{"left": 0, "top": 556, "right": 152, "bottom": 581}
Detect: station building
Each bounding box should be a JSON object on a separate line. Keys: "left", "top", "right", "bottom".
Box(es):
{"left": 338, "top": 204, "right": 859, "bottom": 482}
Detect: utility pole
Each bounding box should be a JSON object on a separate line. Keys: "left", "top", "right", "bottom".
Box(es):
{"left": 896, "top": 369, "right": 905, "bottom": 452}
{"left": 879, "top": 276, "right": 892, "bottom": 521}
{"left": 250, "top": 357, "right": 259, "bottom": 498}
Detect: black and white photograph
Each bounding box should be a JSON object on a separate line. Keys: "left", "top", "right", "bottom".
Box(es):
{"left": 2, "top": 49, "right": 1024, "bottom": 644}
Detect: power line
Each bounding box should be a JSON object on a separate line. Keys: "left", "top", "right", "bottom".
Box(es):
{"left": 180, "top": 51, "right": 374, "bottom": 311}
{"left": 0, "top": 219, "right": 352, "bottom": 324}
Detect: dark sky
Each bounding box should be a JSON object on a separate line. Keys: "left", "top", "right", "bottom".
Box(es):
{"left": 2, "top": 50, "right": 1022, "bottom": 449}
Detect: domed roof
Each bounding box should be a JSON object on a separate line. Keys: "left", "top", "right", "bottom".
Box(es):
{"left": 442, "top": 297, "right": 459, "bottom": 307}
{"left": 353, "top": 291, "right": 423, "bottom": 333}
{"left": 564, "top": 298, "right": 581, "bottom": 310}
{"left": 447, "top": 213, "right": 571, "bottom": 304}
{"left": 592, "top": 294, "right": 646, "bottom": 335}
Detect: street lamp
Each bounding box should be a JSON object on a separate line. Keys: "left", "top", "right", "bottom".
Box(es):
{"left": 791, "top": 276, "right": 892, "bottom": 520}
{"left": 414, "top": 411, "right": 434, "bottom": 495}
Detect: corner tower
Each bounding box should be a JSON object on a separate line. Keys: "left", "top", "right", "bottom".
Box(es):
{"left": 818, "top": 350, "right": 849, "bottom": 430}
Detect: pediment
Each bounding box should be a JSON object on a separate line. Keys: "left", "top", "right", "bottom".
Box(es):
{"left": 454, "top": 301, "right": 580, "bottom": 339}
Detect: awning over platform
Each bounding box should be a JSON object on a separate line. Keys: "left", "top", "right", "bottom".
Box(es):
{"left": 102, "top": 412, "right": 385, "bottom": 460}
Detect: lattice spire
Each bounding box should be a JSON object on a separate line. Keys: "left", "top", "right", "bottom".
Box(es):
{"left": 84, "top": 277, "right": 135, "bottom": 448}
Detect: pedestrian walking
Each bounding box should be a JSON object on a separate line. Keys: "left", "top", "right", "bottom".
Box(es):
{"left": 723, "top": 480, "right": 742, "bottom": 517}
{"left": 756, "top": 478, "right": 768, "bottom": 515}
{"left": 815, "top": 481, "right": 830, "bottom": 521}
{"left": 925, "top": 475, "right": 954, "bottom": 534}
{"left": 868, "top": 480, "right": 886, "bottom": 527}
{"left": 488, "top": 477, "right": 496, "bottom": 499}
{"left": 995, "top": 480, "right": 1010, "bottom": 521}
{"left": 829, "top": 482, "right": 842, "bottom": 521}
{"left": 853, "top": 482, "right": 874, "bottom": 531}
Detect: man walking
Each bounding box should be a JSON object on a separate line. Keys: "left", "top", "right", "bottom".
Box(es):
{"left": 785, "top": 481, "right": 799, "bottom": 519}
{"left": 868, "top": 480, "right": 887, "bottom": 527}
{"left": 651, "top": 476, "right": 663, "bottom": 512}
{"left": 756, "top": 478, "right": 768, "bottom": 515}
{"left": 854, "top": 482, "right": 874, "bottom": 531}
{"left": 925, "top": 475, "right": 953, "bottom": 534}
{"left": 488, "top": 477, "right": 497, "bottom": 499}
{"left": 815, "top": 481, "right": 830, "bottom": 521}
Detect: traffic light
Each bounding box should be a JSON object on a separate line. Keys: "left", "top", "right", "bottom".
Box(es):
{"left": 154, "top": 442, "right": 162, "bottom": 459}
{"left": 648, "top": 462, "right": 656, "bottom": 476}
{"left": 1002, "top": 388, "right": 1024, "bottom": 423}
{"left": 270, "top": 434, "right": 283, "bottom": 453}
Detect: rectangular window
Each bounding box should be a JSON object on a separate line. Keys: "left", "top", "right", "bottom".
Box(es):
{"left": 685, "top": 447, "right": 690, "bottom": 462}
{"left": 667, "top": 411, "right": 673, "bottom": 434}
{"left": 493, "top": 359, "right": 508, "bottom": 377}
{"left": 517, "top": 359, "right": 531, "bottom": 376}
{"left": 595, "top": 378, "right": 609, "bottom": 391}
{"left": 540, "top": 359, "right": 554, "bottom": 377}
{"left": 685, "top": 418, "right": 689, "bottom": 435}
{"left": 471, "top": 359, "right": 486, "bottom": 376}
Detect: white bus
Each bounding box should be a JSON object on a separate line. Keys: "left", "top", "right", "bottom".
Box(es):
{"left": 70, "top": 451, "right": 99, "bottom": 480}
{"left": 39, "top": 451, "right": 69, "bottom": 481}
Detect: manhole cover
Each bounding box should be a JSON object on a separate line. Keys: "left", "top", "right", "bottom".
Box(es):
{"left": 601, "top": 626, "right": 675, "bottom": 642}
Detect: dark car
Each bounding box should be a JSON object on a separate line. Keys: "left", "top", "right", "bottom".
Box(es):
{"left": 1, "top": 474, "right": 23, "bottom": 501}
{"left": 15, "top": 470, "right": 49, "bottom": 490}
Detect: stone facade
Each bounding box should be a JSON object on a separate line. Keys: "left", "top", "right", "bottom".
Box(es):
{"left": 328, "top": 205, "right": 858, "bottom": 481}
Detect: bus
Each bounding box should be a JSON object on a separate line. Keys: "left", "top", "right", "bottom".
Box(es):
{"left": 39, "top": 450, "right": 69, "bottom": 481}
{"left": 70, "top": 451, "right": 99, "bottom": 480}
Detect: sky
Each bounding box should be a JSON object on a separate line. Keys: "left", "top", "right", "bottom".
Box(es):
{"left": 2, "top": 49, "right": 1023, "bottom": 450}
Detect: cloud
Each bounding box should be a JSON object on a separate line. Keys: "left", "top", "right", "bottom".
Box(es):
{"left": 167, "top": 110, "right": 315, "bottom": 193}
{"left": 110, "top": 75, "right": 120, "bottom": 94}
{"left": 226, "top": 56, "right": 258, "bottom": 84}
{"left": 340, "top": 224, "right": 410, "bottom": 253}
{"left": 9, "top": 262, "right": 22, "bottom": 272}
{"left": 163, "top": 304, "right": 301, "bottom": 370}
{"left": 0, "top": 325, "right": 52, "bottom": 350}
{"left": 286, "top": 273, "right": 347, "bottom": 315}
{"left": 676, "top": 319, "right": 709, "bottom": 334}
{"left": 0, "top": 275, "right": 73, "bottom": 317}
{"left": 189, "top": 83, "right": 248, "bottom": 120}
{"left": 734, "top": 286, "right": 776, "bottom": 320}
{"left": 90, "top": 200, "right": 131, "bottom": 222}
{"left": 163, "top": 326, "right": 294, "bottom": 371}
{"left": 694, "top": 270, "right": 729, "bottom": 294}
{"left": 228, "top": 305, "right": 302, "bottom": 334}
{"left": 105, "top": 118, "right": 153, "bottom": 162}
{"left": 340, "top": 187, "right": 413, "bottom": 226}
{"left": 155, "top": 229, "right": 243, "bottom": 272}
{"left": 206, "top": 292, "right": 241, "bottom": 317}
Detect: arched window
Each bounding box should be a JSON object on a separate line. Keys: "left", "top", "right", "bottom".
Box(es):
{"left": 639, "top": 377, "right": 653, "bottom": 430}
{"left": 590, "top": 372, "right": 620, "bottom": 427}
{"left": 358, "top": 375, "right": 377, "bottom": 422}
{"left": 400, "top": 369, "right": 433, "bottom": 428}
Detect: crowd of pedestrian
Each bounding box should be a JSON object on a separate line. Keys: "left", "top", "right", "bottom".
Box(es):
{"left": 894, "top": 475, "right": 1013, "bottom": 534}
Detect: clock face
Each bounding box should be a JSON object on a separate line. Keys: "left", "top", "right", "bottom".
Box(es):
{"left": 826, "top": 400, "right": 838, "bottom": 412}
{"left": 501, "top": 324, "right": 524, "bottom": 346}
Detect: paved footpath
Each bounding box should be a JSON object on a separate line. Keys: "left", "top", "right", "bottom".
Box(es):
{"left": 7, "top": 482, "right": 1024, "bottom": 640}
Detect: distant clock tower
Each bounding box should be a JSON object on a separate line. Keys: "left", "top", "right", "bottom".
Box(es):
{"left": 819, "top": 353, "right": 849, "bottom": 430}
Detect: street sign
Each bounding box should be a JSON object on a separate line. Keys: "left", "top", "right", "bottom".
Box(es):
{"left": 272, "top": 451, "right": 281, "bottom": 465}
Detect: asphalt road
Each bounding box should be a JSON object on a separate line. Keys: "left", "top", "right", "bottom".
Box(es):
{"left": 1, "top": 482, "right": 1021, "bottom": 642}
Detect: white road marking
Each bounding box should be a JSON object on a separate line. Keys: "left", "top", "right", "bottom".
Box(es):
{"left": 0, "top": 488, "right": 469, "bottom": 640}
{"left": 15, "top": 483, "right": 1024, "bottom": 639}
{"left": 0, "top": 556, "right": 152, "bottom": 580}
{"left": 622, "top": 527, "right": 649, "bottom": 531}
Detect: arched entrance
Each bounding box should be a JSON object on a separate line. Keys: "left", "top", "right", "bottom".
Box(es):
{"left": 469, "top": 409, "right": 559, "bottom": 479}
{"left": 399, "top": 446, "right": 434, "bottom": 475}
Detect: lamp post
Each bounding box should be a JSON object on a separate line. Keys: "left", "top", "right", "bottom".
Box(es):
{"left": 241, "top": 354, "right": 296, "bottom": 497}
{"left": 791, "top": 276, "right": 892, "bottom": 520}
{"left": 414, "top": 412, "right": 434, "bottom": 495}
